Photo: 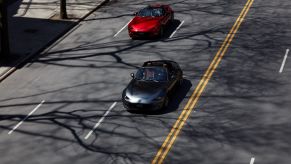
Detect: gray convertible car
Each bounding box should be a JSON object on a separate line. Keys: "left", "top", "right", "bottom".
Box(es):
{"left": 122, "top": 60, "right": 183, "bottom": 111}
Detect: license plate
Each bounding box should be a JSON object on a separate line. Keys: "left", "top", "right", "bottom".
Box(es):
{"left": 138, "top": 32, "right": 146, "bottom": 36}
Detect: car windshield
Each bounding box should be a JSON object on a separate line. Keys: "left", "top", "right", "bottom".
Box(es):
{"left": 137, "top": 7, "right": 164, "bottom": 17}
{"left": 135, "top": 67, "right": 168, "bottom": 82}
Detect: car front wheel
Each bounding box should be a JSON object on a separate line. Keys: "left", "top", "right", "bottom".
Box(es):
{"left": 159, "top": 26, "right": 164, "bottom": 38}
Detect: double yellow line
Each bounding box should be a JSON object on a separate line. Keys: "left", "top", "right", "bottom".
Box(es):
{"left": 152, "top": 0, "right": 254, "bottom": 163}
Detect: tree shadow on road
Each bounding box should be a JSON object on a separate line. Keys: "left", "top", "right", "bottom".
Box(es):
{"left": 2, "top": 0, "right": 291, "bottom": 163}
{"left": 0, "top": 96, "right": 181, "bottom": 160}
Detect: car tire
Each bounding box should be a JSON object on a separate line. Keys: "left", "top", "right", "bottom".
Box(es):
{"left": 159, "top": 26, "right": 164, "bottom": 38}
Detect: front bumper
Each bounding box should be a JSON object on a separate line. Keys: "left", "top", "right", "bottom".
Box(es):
{"left": 128, "top": 29, "right": 160, "bottom": 39}
{"left": 122, "top": 99, "right": 164, "bottom": 111}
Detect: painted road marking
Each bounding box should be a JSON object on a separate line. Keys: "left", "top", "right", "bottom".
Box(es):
{"left": 8, "top": 100, "right": 45, "bottom": 135}
{"left": 169, "top": 20, "right": 185, "bottom": 38}
{"left": 279, "top": 49, "right": 289, "bottom": 73}
{"left": 151, "top": 0, "right": 254, "bottom": 163}
{"left": 113, "top": 19, "right": 133, "bottom": 37}
{"left": 250, "top": 157, "right": 255, "bottom": 164}
{"left": 84, "top": 102, "right": 117, "bottom": 140}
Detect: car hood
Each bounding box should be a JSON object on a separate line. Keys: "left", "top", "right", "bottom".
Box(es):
{"left": 129, "top": 16, "right": 162, "bottom": 32}
{"left": 125, "top": 80, "right": 166, "bottom": 99}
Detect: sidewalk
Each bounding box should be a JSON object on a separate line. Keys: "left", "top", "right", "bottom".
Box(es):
{"left": 0, "top": 0, "right": 108, "bottom": 81}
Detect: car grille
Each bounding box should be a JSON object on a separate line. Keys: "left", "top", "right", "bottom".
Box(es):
{"left": 124, "top": 101, "right": 154, "bottom": 109}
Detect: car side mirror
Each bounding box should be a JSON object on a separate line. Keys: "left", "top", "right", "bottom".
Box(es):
{"left": 133, "top": 12, "right": 137, "bottom": 16}
{"left": 130, "top": 73, "right": 135, "bottom": 78}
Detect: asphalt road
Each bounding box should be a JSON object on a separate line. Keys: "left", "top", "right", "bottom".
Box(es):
{"left": 1, "top": 0, "right": 291, "bottom": 164}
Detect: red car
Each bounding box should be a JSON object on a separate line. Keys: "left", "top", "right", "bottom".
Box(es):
{"left": 128, "top": 4, "right": 174, "bottom": 39}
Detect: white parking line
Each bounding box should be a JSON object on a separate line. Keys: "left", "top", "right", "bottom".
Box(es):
{"left": 279, "top": 49, "right": 289, "bottom": 73}
{"left": 8, "top": 100, "right": 45, "bottom": 135}
{"left": 113, "top": 19, "right": 133, "bottom": 37}
{"left": 169, "top": 20, "right": 185, "bottom": 38}
{"left": 250, "top": 157, "right": 255, "bottom": 164}
{"left": 84, "top": 102, "right": 117, "bottom": 140}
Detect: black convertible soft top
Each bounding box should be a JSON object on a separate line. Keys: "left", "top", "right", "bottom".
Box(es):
{"left": 142, "top": 60, "right": 177, "bottom": 68}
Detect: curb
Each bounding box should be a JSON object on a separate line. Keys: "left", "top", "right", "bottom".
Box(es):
{"left": 0, "top": 0, "right": 109, "bottom": 82}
